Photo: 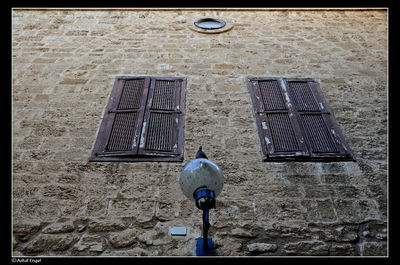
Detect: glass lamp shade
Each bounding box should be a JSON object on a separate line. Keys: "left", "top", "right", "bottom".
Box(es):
{"left": 179, "top": 158, "right": 224, "bottom": 201}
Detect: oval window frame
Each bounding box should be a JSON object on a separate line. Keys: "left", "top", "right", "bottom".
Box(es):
{"left": 188, "top": 17, "right": 234, "bottom": 34}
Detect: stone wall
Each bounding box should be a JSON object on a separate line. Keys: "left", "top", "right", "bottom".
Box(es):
{"left": 12, "top": 9, "right": 387, "bottom": 256}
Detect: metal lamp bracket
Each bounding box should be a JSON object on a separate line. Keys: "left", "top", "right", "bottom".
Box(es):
{"left": 194, "top": 188, "right": 215, "bottom": 256}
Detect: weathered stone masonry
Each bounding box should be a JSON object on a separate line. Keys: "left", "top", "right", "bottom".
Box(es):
{"left": 12, "top": 9, "right": 387, "bottom": 256}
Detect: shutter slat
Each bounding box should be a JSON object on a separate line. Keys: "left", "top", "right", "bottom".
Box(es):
{"left": 151, "top": 80, "right": 176, "bottom": 110}
{"left": 117, "top": 79, "right": 145, "bottom": 109}
{"left": 301, "top": 114, "right": 338, "bottom": 153}
{"left": 267, "top": 113, "right": 301, "bottom": 152}
{"left": 145, "top": 112, "right": 173, "bottom": 152}
{"left": 259, "top": 80, "right": 286, "bottom": 110}
{"left": 287, "top": 81, "right": 320, "bottom": 111}
{"left": 106, "top": 112, "right": 138, "bottom": 151}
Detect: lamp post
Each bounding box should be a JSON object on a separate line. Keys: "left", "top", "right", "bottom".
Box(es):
{"left": 179, "top": 147, "right": 224, "bottom": 256}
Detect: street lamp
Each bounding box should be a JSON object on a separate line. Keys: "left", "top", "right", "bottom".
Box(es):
{"left": 179, "top": 146, "right": 224, "bottom": 256}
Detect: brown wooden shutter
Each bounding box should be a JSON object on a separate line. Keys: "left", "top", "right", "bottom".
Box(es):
{"left": 285, "top": 79, "right": 353, "bottom": 160}
{"left": 89, "top": 76, "right": 186, "bottom": 162}
{"left": 247, "top": 78, "right": 309, "bottom": 161}
{"left": 89, "top": 76, "right": 150, "bottom": 161}
{"left": 138, "top": 77, "right": 186, "bottom": 159}
{"left": 247, "top": 77, "right": 353, "bottom": 161}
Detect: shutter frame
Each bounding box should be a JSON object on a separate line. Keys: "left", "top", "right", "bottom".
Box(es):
{"left": 138, "top": 77, "right": 186, "bottom": 160}
{"left": 303, "top": 80, "right": 353, "bottom": 160}
{"left": 89, "top": 77, "right": 150, "bottom": 161}
{"left": 247, "top": 77, "right": 354, "bottom": 162}
{"left": 89, "top": 77, "right": 123, "bottom": 160}
{"left": 89, "top": 76, "right": 186, "bottom": 162}
{"left": 247, "top": 77, "right": 270, "bottom": 158}
{"left": 247, "top": 77, "right": 309, "bottom": 161}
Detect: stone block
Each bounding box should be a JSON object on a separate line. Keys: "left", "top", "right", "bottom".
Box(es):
{"left": 329, "top": 243, "right": 358, "bottom": 255}
{"left": 42, "top": 221, "right": 75, "bottom": 234}
{"left": 333, "top": 199, "right": 359, "bottom": 222}
{"left": 16, "top": 136, "right": 42, "bottom": 150}
{"left": 304, "top": 185, "right": 335, "bottom": 198}
{"left": 58, "top": 78, "right": 88, "bottom": 85}
{"left": 231, "top": 227, "right": 255, "bottom": 238}
{"left": 361, "top": 242, "right": 387, "bottom": 256}
{"left": 13, "top": 221, "right": 42, "bottom": 242}
{"left": 301, "top": 200, "right": 320, "bottom": 222}
{"left": 366, "top": 184, "right": 386, "bottom": 199}
{"left": 88, "top": 219, "right": 128, "bottom": 233}
{"left": 101, "top": 247, "right": 154, "bottom": 256}
{"left": 42, "top": 185, "right": 79, "bottom": 200}
{"left": 134, "top": 199, "right": 156, "bottom": 224}
{"left": 51, "top": 234, "right": 80, "bottom": 251}
{"left": 108, "top": 228, "right": 138, "bottom": 248}
{"left": 321, "top": 162, "right": 346, "bottom": 174}
{"left": 137, "top": 229, "right": 157, "bottom": 246}
{"left": 335, "top": 185, "right": 365, "bottom": 199}
{"left": 32, "top": 58, "right": 57, "bottom": 63}
{"left": 322, "top": 174, "right": 349, "bottom": 184}
{"left": 247, "top": 243, "right": 278, "bottom": 254}
{"left": 213, "top": 199, "right": 257, "bottom": 226}
{"left": 316, "top": 200, "right": 338, "bottom": 222}
{"left": 322, "top": 226, "right": 359, "bottom": 243}
{"left": 354, "top": 200, "right": 382, "bottom": 221}
{"left": 107, "top": 198, "right": 135, "bottom": 217}
{"left": 34, "top": 94, "right": 49, "bottom": 101}
{"left": 72, "top": 234, "right": 105, "bottom": 254}
{"left": 12, "top": 183, "right": 41, "bottom": 198}
{"left": 214, "top": 238, "right": 243, "bottom": 256}
{"left": 23, "top": 234, "right": 79, "bottom": 253}
{"left": 254, "top": 199, "right": 307, "bottom": 223}
{"left": 73, "top": 218, "right": 89, "bottom": 233}
{"left": 284, "top": 175, "right": 321, "bottom": 185}
{"left": 29, "top": 121, "right": 67, "bottom": 137}
{"left": 155, "top": 201, "right": 175, "bottom": 221}
{"left": 253, "top": 224, "right": 313, "bottom": 241}
{"left": 263, "top": 185, "right": 303, "bottom": 198}
{"left": 360, "top": 221, "right": 387, "bottom": 241}
{"left": 283, "top": 240, "right": 329, "bottom": 255}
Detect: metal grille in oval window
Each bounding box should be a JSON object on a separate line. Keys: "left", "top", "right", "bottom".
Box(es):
{"left": 145, "top": 112, "right": 174, "bottom": 152}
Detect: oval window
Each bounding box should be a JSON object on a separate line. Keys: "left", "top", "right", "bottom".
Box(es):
{"left": 194, "top": 17, "right": 226, "bottom": 30}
